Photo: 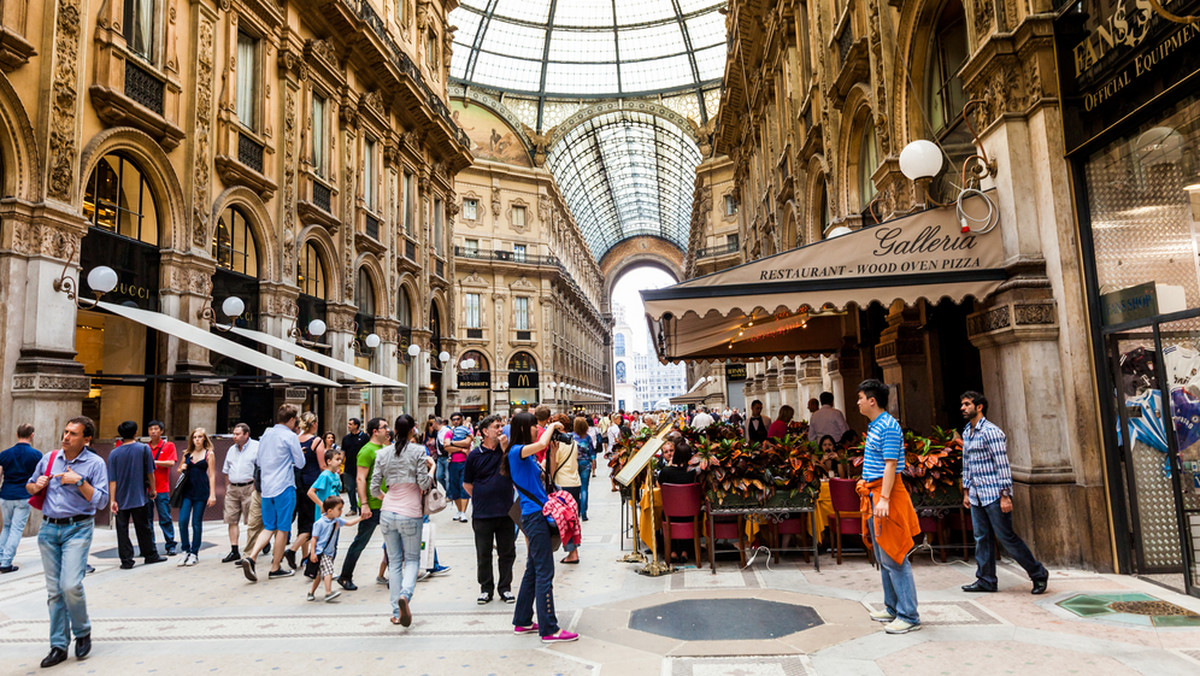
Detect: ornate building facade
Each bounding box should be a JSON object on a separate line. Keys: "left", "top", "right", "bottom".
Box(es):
{"left": 448, "top": 91, "right": 610, "bottom": 417}
{"left": 0, "top": 0, "right": 472, "bottom": 440}
{"left": 684, "top": 0, "right": 1110, "bottom": 569}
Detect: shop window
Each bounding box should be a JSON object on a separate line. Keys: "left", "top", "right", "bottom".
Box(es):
{"left": 124, "top": 0, "right": 156, "bottom": 62}
{"left": 509, "top": 351, "right": 536, "bottom": 371}
{"left": 312, "top": 94, "right": 328, "bottom": 177}
{"left": 463, "top": 197, "right": 478, "bottom": 220}
{"left": 213, "top": 206, "right": 259, "bottom": 276}
{"left": 235, "top": 31, "right": 260, "bottom": 131}
{"left": 298, "top": 242, "right": 326, "bottom": 298}
{"left": 465, "top": 293, "right": 481, "bottom": 329}
{"left": 83, "top": 153, "right": 159, "bottom": 246}
{"left": 514, "top": 297, "right": 529, "bottom": 331}
{"left": 1085, "top": 96, "right": 1200, "bottom": 309}
{"left": 614, "top": 333, "right": 626, "bottom": 357}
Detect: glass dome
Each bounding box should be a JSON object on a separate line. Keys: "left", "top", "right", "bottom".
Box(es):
{"left": 449, "top": 0, "right": 727, "bottom": 99}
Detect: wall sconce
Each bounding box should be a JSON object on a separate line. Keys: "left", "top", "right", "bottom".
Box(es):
{"left": 53, "top": 241, "right": 117, "bottom": 309}
{"left": 407, "top": 343, "right": 422, "bottom": 358}
{"left": 200, "top": 295, "right": 245, "bottom": 332}
{"left": 900, "top": 99, "right": 998, "bottom": 233}
{"left": 438, "top": 351, "right": 450, "bottom": 364}
{"left": 287, "top": 299, "right": 328, "bottom": 342}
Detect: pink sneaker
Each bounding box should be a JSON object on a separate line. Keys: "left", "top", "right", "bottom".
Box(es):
{"left": 513, "top": 623, "right": 539, "bottom": 635}
{"left": 541, "top": 630, "right": 579, "bottom": 643}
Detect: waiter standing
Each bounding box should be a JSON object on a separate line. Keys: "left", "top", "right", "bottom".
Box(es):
{"left": 26, "top": 416, "right": 109, "bottom": 668}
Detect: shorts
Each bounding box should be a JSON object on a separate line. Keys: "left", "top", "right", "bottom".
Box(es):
{"left": 295, "top": 483, "right": 316, "bottom": 535}
{"left": 319, "top": 553, "right": 336, "bottom": 578}
{"left": 261, "top": 486, "right": 297, "bottom": 532}
{"left": 223, "top": 483, "right": 255, "bottom": 525}
{"left": 446, "top": 461, "right": 467, "bottom": 501}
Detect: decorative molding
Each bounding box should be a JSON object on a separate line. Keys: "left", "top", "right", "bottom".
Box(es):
{"left": 48, "top": 0, "right": 83, "bottom": 201}
{"left": 192, "top": 14, "right": 216, "bottom": 248}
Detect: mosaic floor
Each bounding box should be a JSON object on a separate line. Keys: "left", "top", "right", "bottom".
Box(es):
{"left": 2, "top": 472, "right": 1200, "bottom": 675}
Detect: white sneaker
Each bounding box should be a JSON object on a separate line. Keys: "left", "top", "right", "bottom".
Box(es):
{"left": 177, "top": 554, "right": 188, "bottom": 566}
{"left": 883, "top": 618, "right": 921, "bottom": 634}
{"left": 869, "top": 609, "right": 896, "bottom": 623}
{"left": 186, "top": 554, "right": 198, "bottom": 566}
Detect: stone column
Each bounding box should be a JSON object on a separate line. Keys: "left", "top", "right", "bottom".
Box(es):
{"left": 376, "top": 319, "right": 404, "bottom": 422}
{"left": 6, "top": 213, "right": 91, "bottom": 445}
{"left": 762, "top": 361, "right": 781, "bottom": 414}
{"left": 778, "top": 359, "right": 798, "bottom": 411}
{"left": 874, "top": 300, "right": 932, "bottom": 431}
{"left": 326, "top": 303, "right": 358, "bottom": 431}
{"left": 833, "top": 332, "right": 867, "bottom": 432}
{"left": 798, "top": 357, "right": 824, "bottom": 411}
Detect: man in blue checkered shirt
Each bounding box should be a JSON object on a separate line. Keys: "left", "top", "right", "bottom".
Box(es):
{"left": 959, "top": 391, "right": 1048, "bottom": 595}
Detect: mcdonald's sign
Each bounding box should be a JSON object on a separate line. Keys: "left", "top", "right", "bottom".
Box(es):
{"left": 508, "top": 372, "right": 538, "bottom": 389}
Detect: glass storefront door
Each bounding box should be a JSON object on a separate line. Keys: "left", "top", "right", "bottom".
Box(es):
{"left": 1107, "top": 313, "right": 1200, "bottom": 597}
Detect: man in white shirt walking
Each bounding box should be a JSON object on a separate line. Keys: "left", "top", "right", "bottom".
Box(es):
{"left": 238, "top": 405, "right": 303, "bottom": 582}
{"left": 221, "top": 423, "right": 259, "bottom": 563}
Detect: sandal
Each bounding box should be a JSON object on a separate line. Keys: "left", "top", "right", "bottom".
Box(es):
{"left": 390, "top": 616, "right": 403, "bottom": 625}
{"left": 560, "top": 557, "right": 580, "bottom": 564}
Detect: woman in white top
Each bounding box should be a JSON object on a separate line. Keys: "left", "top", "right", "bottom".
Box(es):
{"left": 370, "top": 414, "right": 433, "bottom": 627}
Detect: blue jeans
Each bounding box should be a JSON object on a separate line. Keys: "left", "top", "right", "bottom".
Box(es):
{"left": 577, "top": 459, "right": 592, "bottom": 519}
{"left": 513, "top": 511, "right": 558, "bottom": 637}
{"left": 971, "top": 499, "right": 1047, "bottom": 588}
{"left": 178, "top": 497, "right": 205, "bottom": 556}
{"left": 867, "top": 504, "right": 919, "bottom": 625}
{"left": 154, "top": 493, "right": 176, "bottom": 550}
{"left": 380, "top": 511, "right": 422, "bottom": 614}
{"left": 1, "top": 498, "right": 32, "bottom": 567}
{"left": 38, "top": 520, "right": 93, "bottom": 649}
{"left": 446, "top": 461, "right": 467, "bottom": 501}
{"left": 436, "top": 457, "right": 450, "bottom": 494}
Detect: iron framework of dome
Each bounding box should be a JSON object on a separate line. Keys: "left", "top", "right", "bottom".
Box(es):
{"left": 449, "top": 0, "right": 726, "bottom": 128}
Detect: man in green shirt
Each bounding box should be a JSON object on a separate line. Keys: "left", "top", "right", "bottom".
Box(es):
{"left": 337, "top": 417, "right": 389, "bottom": 591}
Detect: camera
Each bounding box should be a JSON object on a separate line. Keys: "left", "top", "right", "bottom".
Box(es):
{"left": 551, "top": 431, "right": 574, "bottom": 445}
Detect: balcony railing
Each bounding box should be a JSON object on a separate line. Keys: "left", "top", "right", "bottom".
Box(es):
{"left": 405, "top": 239, "right": 417, "bottom": 261}
{"left": 125, "top": 59, "right": 164, "bottom": 115}
{"left": 347, "top": 0, "right": 471, "bottom": 150}
{"left": 365, "top": 213, "right": 380, "bottom": 240}
{"left": 238, "top": 132, "right": 264, "bottom": 173}
{"left": 312, "top": 182, "right": 332, "bottom": 213}
{"left": 695, "top": 242, "right": 740, "bottom": 259}
{"left": 453, "top": 246, "right": 559, "bottom": 266}
{"left": 435, "top": 258, "right": 444, "bottom": 278}
{"left": 516, "top": 330, "right": 532, "bottom": 341}
{"left": 466, "top": 328, "right": 483, "bottom": 339}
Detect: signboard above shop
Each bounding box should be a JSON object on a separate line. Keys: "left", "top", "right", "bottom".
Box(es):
{"left": 1055, "top": 0, "right": 1200, "bottom": 155}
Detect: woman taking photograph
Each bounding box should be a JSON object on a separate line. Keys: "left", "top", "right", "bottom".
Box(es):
{"left": 284, "top": 412, "right": 326, "bottom": 570}
{"left": 371, "top": 414, "right": 433, "bottom": 627}
{"left": 507, "top": 413, "right": 579, "bottom": 642}
{"left": 177, "top": 428, "right": 216, "bottom": 566}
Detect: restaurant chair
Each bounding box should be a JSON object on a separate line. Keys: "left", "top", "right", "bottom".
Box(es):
{"left": 702, "top": 496, "right": 747, "bottom": 568}
{"left": 828, "top": 477, "right": 874, "bottom": 566}
{"left": 660, "top": 483, "right": 703, "bottom": 565}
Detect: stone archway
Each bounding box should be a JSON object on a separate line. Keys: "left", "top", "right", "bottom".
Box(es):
{"left": 599, "top": 235, "right": 685, "bottom": 308}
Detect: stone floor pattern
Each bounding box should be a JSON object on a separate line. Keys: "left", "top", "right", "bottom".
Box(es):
{"left": 2, "top": 472, "right": 1200, "bottom": 675}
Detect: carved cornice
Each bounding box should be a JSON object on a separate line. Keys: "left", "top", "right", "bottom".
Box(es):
{"left": 959, "top": 15, "right": 1058, "bottom": 132}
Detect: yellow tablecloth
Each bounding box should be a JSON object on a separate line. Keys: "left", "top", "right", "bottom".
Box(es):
{"left": 638, "top": 481, "right": 834, "bottom": 548}
{"left": 742, "top": 481, "right": 834, "bottom": 544}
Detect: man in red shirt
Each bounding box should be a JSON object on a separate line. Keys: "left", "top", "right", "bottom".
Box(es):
{"left": 147, "top": 421, "right": 178, "bottom": 556}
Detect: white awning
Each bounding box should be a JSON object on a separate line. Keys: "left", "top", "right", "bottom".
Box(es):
{"left": 229, "top": 326, "right": 407, "bottom": 388}
{"left": 95, "top": 300, "right": 340, "bottom": 387}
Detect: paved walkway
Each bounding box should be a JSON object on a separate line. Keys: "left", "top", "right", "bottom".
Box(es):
{"left": 3, "top": 472, "right": 1200, "bottom": 675}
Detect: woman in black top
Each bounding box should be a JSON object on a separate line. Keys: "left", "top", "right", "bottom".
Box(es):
{"left": 284, "top": 411, "right": 325, "bottom": 570}
{"left": 658, "top": 441, "right": 697, "bottom": 563}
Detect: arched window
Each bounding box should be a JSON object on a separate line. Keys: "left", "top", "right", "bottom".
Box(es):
{"left": 508, "top": 351, "right": 537, "bottom": 371}
{"left": 859, "top": 123, "right": 880, "bottom": 216}
{"left": 397, "top": 288, "right": 412, "bottom": 327}
{"left": 213, "top": 206, "right": 259, "bottom": 276}
{"left": 925, "top": 0, "right": 968, "bottom": 137}
{"left": 298, "top": 242, "right": 325, "bottom": 298}
{"left": 83, "top": 153, "right": 159, "bottom": 245}
{"left": 355, "top": 268, "right": 375, "bottom": 316}
{"left": 614, "top": 333, "right": 626, "bottom": 357}
{"left": 615, "top": 361, "right": 626, "bottom": 384}
{"left": 460, "top": 350, "right": 490, "bottom": 371}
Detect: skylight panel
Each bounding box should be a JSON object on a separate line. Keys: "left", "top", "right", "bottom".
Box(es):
{"left": 547, "top": 29, "right": 618, "bottom": 62}
{"left": 470, "top": 52, "right": 543, "bottom": 91}
{"left": 478, "top": 21, "right": 547, "bottom": 61}
{"left": 552, "top": 0, "right": 615, "bottom": 27}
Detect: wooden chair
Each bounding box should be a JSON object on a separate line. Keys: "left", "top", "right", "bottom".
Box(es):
{"left": 828, "top": 478, "right": 874, "bottom": 565}
{"left": 660, "top": 483, "right": 704, "bottom": 565}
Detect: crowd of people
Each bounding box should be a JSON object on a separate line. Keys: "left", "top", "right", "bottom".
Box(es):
{"left": 1, "top": 382, "right": 1050, "bottom": 665}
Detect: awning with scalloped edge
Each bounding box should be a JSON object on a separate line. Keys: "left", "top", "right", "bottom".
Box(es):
{"left": 640, "top": 193, "right": 1006, "bottom": 362}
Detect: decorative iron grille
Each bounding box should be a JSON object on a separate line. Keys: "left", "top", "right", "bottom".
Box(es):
{"left": 125, "top": 59, "right": 164, "bottom": 115}
{"left": 312, "top": 182, "right": 332, "bottom": 212}
{"left": 365, "top": 213, "right": 380, "bottom": 240}
{"left": 238, "top": 133, "right": 264, "bottom": 173}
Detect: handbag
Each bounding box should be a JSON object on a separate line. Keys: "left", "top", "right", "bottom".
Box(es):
{"left": 169, "top": 467, "right": 188, "bottom": 509}
{"left": 423, "top": 478, "right": 448, "bottom": 515}
{"left": 512, "top": 482, "right": 562, "bottom": 552}
{"left": 27, "top": 451, "right": 59, "bottom": 511}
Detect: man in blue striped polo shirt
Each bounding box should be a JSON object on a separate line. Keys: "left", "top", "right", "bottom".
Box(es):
{"left": 960, "top": 391, "right": 1048, "bottom": 595}
{"left": 858, "top": 379, "right": 922, "bottom": 634}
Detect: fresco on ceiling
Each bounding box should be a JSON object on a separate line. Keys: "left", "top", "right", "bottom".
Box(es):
{"left": 450, "top": 100, "right": 531, "bottom": 167}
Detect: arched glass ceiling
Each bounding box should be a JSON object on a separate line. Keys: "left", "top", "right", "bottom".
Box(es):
{"left": 449, "top": 1, "right": 726, "bottom": 104}
{"left": 546, "top": 111, "right": 701, "bottom": 261}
